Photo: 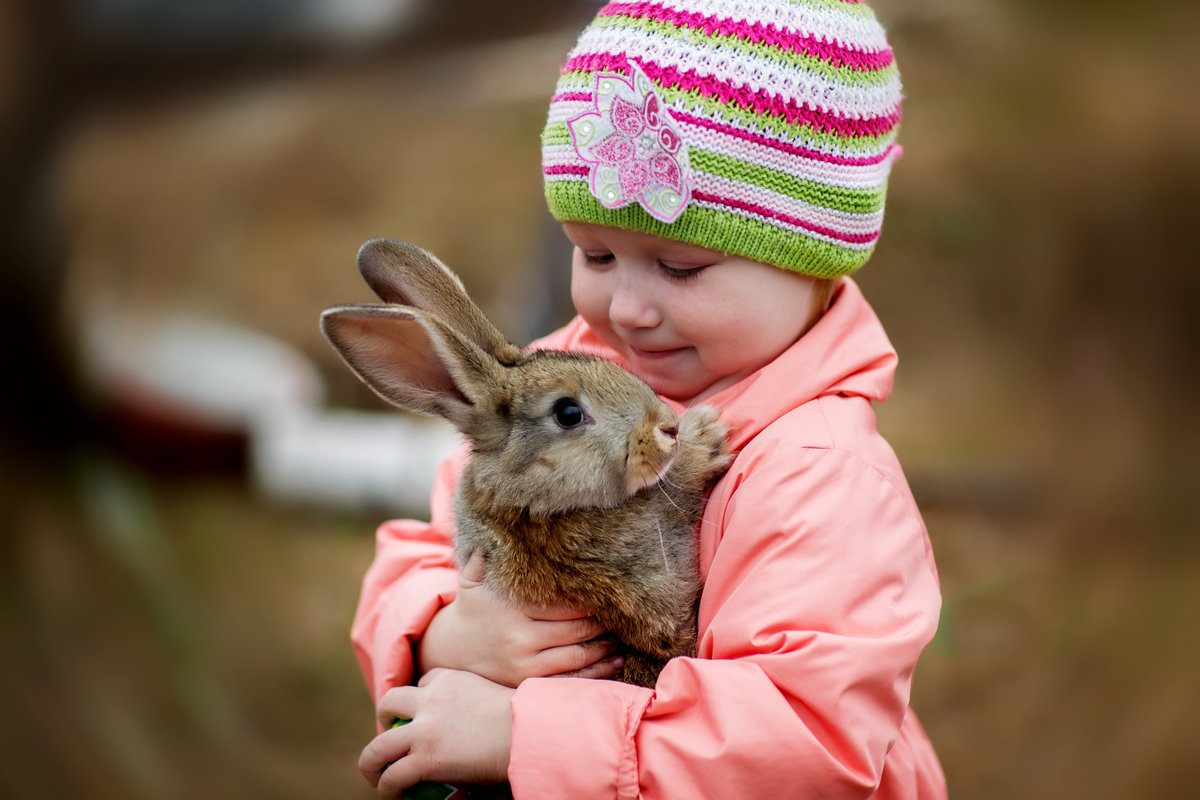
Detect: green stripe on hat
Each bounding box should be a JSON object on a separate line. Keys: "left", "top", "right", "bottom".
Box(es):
{"left": 545, "top": 180, "right": 880, "bottom": 278}
{"left": 688, "top": 149, "right": 887, "bottom": 215}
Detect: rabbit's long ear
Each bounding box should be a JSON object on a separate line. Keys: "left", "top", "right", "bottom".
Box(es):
{"left": 321, "top": 304, "right": 505, "bottom": 429}
{"left": 356, "top": 239, "right": 523, "bottom": 366}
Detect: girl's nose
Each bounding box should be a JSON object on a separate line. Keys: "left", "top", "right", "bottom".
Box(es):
{"left": 609, "top": 273, "right": 661, "bottom": 330}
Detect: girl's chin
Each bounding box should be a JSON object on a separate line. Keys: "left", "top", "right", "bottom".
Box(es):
{"left": 613, "top": 344, "right": 709, "bottom": 401}
{"left": 635, "top": 369, "right": 707, "bottom": 405}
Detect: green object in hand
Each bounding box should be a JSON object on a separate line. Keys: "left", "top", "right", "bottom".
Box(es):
{"left": 389, "top": 718, "right": 459, "bottom": 800}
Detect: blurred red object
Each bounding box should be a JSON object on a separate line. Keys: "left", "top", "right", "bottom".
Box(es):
{"left": 79, "top": 309, "right": 325, "bottom": 471}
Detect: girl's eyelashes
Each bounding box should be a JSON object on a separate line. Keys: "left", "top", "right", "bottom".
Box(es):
{"left": 659, "top": 261, "right": 706, "bottom": 282}
{"left": 582, "top": 250, "right": 614, "bottom": 266}
{"left": 577, "top": 249, "right": 707, "bottom": 282}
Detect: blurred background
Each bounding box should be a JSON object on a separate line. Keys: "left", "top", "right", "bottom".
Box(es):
{"left": 2, "top": 0, "right": 1197, "bottom": 797}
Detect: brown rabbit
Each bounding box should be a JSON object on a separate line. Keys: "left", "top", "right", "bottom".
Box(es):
{"left": 322, "top": 239, "right": 731, "bottom": 687}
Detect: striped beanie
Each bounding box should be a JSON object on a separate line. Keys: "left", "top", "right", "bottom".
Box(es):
{"left": 541, "top": 0, "right": 903, "bottom": 277}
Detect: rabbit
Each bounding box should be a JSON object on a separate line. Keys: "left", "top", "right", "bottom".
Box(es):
{"left": 321, "top": 238, "right": 732, "bottom": 688}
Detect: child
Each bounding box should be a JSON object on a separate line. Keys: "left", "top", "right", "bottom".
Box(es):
{"left": 354, "top": 1, "right": 945, "bottom": 797}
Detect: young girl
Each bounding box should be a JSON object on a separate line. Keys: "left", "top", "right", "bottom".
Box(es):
{"left": 354, "top": 2, "right": 946, "bottom": 797}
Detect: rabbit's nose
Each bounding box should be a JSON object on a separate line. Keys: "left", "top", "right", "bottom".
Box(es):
{"left": 658, "top": 423, "right": 678, "bottom": 439}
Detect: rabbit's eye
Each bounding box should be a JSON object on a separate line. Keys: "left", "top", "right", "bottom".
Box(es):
{"left": 552, "top": 397, "right": 586, "bottom": 429}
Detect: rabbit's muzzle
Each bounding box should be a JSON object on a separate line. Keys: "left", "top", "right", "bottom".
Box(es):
{"left": 624, "top": 408, "right": 681, "bottom": 496}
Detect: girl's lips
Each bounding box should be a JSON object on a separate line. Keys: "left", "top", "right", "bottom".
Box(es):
{"left": 629, "top": 345, "right": 689, "bottom": 360}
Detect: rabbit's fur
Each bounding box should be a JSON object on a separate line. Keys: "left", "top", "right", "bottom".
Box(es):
{"left": 322, "top": 239, "right": 731, "bottom": 687}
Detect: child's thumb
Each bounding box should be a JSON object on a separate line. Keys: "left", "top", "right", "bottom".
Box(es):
{"left": 460, "top": 550, "right": 487, "bottom": 585}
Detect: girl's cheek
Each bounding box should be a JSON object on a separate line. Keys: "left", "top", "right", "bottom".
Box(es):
{"left": 571, "top": 272, "right": 608, "bottom": 322}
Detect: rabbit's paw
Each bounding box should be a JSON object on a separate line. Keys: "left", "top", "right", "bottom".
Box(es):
{"left": 679, "top": 405, "right": 732, "bottom": 466}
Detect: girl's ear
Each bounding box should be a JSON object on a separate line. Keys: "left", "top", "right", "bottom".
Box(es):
{"left": 355, "top": 239, "right": 523, "bottom": 366}
{"left": 320, "top": 304, "right": 505, "bottom": 429}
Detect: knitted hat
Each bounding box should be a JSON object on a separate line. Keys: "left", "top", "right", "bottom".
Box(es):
{"left": 541, "top": 0, "right": 903, "bottom": 277}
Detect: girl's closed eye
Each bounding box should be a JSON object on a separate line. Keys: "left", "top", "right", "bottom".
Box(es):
{"left": 582, "top": 250, "right": 614, "bottom": 266}
{"left": 659, "top": 261, "right": 707, "bottom": 283}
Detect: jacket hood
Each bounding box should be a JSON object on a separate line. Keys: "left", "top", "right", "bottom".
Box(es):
{"left": 533, "top": 278, "right": 898, "bottom": 452}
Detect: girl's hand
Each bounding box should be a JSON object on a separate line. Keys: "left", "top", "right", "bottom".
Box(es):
{"left": 359, "top": 669, "right": 514, "bottom": 798}
{"left": 417, "top": 551, "right": 624, "bottom": 687}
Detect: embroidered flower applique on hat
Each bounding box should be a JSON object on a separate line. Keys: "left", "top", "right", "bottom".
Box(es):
{"left": 566, "top": 62, "right": 693, "bottom": 224}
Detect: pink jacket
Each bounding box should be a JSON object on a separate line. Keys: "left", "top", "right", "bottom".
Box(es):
{"left": 351, "top": 279, "right": 946, "bottom": 799}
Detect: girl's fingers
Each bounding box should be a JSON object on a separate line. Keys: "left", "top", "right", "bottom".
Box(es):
{"left": 528, "top": 603, "right": 598, "bottom": 622}
{"left": 459, "top": 550, "right": 487, "bottom": 585}
{"left": 375, "top": 685, "right": 419, "bottom": 730}
{"left": 552, "top": 652, "right": 625, "bottom": 680}
{"left": 539, "top": 641, "right": 620, "bottom": 677}
{"left": 535, "top": 615, "right": 608, "bottom": 648}
{"left": 415, "top": 666, "right": 448, "bottom": 688}
{"left": 358, "top": 725, "right": 411, "bottom": 788}
{"left": 377, "top": 758, "right": 427, "bottom": 800}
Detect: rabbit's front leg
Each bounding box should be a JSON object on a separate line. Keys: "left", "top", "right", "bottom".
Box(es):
{"left": 673, "top": 405, "right": 733, "bottom": 489}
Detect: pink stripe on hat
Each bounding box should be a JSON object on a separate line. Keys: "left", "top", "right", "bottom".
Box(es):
{"left": 693, "top": 191, "right": 881, "bottom": 245}
{"left": 670, "top": 111, "right": 900, "bottom": 167}
{"left": 563, "top": 53, "right": 900, "bottom": 139}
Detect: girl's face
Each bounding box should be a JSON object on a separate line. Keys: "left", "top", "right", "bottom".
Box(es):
{"left": 564, "top": 222, "right": 823, "bottom": 405}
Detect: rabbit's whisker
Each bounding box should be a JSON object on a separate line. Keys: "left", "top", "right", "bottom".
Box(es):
{"left": 655, "top": 481, "right": 687, "bottom": 514}
{"left": 660, "top": 474, "right": 702, "bottom": 500}
{"left": 658, "top": 475, "right": 720, "bottom": 530}
{"left": 657, "top": 473, "right": 681, "bottom": 491}
{"left": 655, "top": 519, "right": 671, "bottom": 573}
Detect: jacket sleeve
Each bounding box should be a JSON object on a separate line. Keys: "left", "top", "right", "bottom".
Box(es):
{"left": 507, "top": 437, "right": 942, "bottom": 799}
{"left": 350, "top": 441, "right": 470, "bottom": 705}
